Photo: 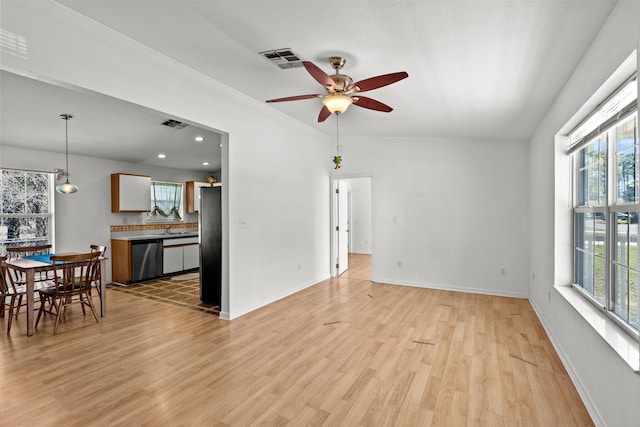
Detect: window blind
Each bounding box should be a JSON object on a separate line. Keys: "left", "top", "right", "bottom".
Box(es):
{"left": 569, "top": 75, "right": 637, "bottom": 152}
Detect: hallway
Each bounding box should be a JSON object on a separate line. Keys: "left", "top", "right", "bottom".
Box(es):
{"left": 339, "top": 253, "right": 371, "bottom": 280}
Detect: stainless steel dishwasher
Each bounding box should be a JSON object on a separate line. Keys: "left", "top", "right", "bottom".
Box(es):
{"left": 131, "top": 239, "right": 163, "bottom": 282}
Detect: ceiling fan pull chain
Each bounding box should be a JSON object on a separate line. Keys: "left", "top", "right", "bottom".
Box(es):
{"left": 336, "top": 114, "right": 339, "bottom": 153}
{"left": 333, "top": 115, "right": 342, "bottom": 169}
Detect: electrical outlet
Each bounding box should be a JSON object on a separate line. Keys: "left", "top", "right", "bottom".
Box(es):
{"left": 397, "top": 260, "right": 403, "bottom": 267}
{"left": 239, "top": 219, "right": 247, "bottom": 228}
{"left": 122, "top": 217, "right": 127, "bottom": 225}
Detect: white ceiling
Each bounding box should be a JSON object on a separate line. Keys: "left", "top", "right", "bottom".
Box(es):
{"left": 0, "top": 0, "right": 618, "bottom": 168}
{"left": 0, "top": 71, "right": 223, "bottom": 172}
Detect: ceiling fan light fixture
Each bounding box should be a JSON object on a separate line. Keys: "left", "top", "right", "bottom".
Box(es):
{"left": 322, "top": 94, "right": 353, "bottom": 114}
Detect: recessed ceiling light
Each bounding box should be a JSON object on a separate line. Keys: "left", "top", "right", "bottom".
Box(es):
{"left": 194, "top": 136, "right": 204, "bottom": 142}
{"left": 202, "top": 161, "right": 210, "bottom": 166}
{"left": 157, "top": 153, "right": 166, "bottom": 159}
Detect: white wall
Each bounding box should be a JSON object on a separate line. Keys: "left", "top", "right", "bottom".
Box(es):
{"left": 1, "top": 0, "right": 331, "bottom": 319}
{"left": 0, "top": 144, "right": 208, "bottom": 283}
{"left": 334, "top": 136, "right": 529, "bottom": 297}
{"left": 528, "top": 2, "right": 640, "bottom": 426}
{"left": 7, "top": 2, "right": 636, "bottom": 423}
{"left": 349, "top": 177, "right": 372, "bottom": 254}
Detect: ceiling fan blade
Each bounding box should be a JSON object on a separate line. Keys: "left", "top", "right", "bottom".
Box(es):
{"left": 303, "top": 61, "right": 336, "bottom": 90}
{"left": 266, "top": 94, "right": 322, "bottom": 103}
{"left": 350, "top": 71, "right": 409, "bottom": 93}
{"left": 352, "top": 96, "right": 393, "bottom": 112}
{"left": 318, "top": 106, "right": 332, "bottom": 122}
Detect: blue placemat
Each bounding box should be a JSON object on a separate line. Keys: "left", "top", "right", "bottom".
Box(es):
{"left": 22, "top": 254, "right": 55, "bottom": 264}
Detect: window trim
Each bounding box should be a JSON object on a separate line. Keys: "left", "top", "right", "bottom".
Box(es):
{"left": 554, "top": 51, "right": 639, "bottom": 372}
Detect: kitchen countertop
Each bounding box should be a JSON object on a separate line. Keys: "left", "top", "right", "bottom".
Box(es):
{"left": 111, "top": 232, "right": 198, "bottom": 241}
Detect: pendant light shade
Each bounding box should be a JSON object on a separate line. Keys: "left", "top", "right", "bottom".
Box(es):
{"left": 56, "top": 114, "right": 78, "bottom": 194}
{"left": 56, "top": 181, "right": 78, "bottom": 194}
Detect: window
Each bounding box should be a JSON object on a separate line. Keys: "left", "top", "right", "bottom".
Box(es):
{"left": 148, "top": 181, "right": 183, "bottom": 221}
{"left": 0, "top": 169, "right": 54, "bottom": 255}
{"left": 572, "top": 76, "right": 639, "bottom": 336}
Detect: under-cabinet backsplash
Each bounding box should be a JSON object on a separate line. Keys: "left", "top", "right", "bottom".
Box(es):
{"left": 110, "top": 222, "right": 198, "bottom": 232}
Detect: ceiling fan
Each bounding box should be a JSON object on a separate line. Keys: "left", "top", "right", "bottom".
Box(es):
{"left": 266, "top": 56, "right": 408, "bottom": 122}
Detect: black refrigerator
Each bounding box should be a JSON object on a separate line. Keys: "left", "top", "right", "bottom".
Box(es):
{"left": 199, "top": 186, "right": 222, "bottom": 305}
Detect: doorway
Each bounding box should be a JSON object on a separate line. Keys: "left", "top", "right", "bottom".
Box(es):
{"left": 331, "top": 176, "right": 372, "bottom": 279}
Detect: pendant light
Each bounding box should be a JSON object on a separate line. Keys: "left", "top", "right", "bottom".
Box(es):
{"left": 56, "top": 114, "right": 78, "bottom": 194}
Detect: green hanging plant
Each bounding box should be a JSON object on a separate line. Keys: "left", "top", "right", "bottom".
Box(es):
{"left": 333, "top": 155, "right": 342, "bottom": 169}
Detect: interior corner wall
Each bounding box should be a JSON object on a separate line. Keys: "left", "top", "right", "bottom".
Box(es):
{"left": 528, "top": 2, "right": 640, "bottom": 426}
{"left": 333, "top": 135, "right": 529, "bottom": 298}
{"left": 1, "top": 0, "right": 331, "bottom": 320}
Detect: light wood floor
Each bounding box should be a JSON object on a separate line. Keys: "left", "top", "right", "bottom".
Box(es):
{"left": 340, "top": 253, "right": 372, "bottom": 280}
{"left": 0, "top": 255, "right": 592, "bottom": 426}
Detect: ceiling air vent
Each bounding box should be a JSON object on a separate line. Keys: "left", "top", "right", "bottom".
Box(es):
{"left": 161, "top": 119, "right": 188, "bottom": 129}
{"left": 259, "top": 48, "right": 304, "bottom": 69}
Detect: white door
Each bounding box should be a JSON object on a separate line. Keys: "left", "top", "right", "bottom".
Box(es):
{"left": 337, "top": 180, "right": 349, "bottom": 275}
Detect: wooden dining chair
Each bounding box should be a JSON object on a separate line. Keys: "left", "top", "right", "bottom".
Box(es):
{"left": 4, "top": 244, "right": 54, "bottom": 318}
{"left": 0, "top": 256, "right": 29, "bottom": 334}
{"left": 6, "top": 244, "right": 54, "bottom": 280}
{"left": 35, "top": 252, "right": 101, "bottom": 335}
{"left": 89, "top": 245, "right": 107, "bottom": 301}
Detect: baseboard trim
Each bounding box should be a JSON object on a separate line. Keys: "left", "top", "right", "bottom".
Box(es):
{"left": 373, "top": 277, "right": 529, "bottom": 299}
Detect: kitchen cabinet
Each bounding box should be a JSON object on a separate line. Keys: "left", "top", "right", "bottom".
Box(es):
{"left": 162, "top": 236, "right": 199, "bottom": 274}
{"left": 183, "top": 243, "right": 200, "bottom": 270}
{"left": 111, "top": 173, "right": 151, "bottom": 212}
{"left": 112, "top": 235, "right": 199, "bottom": 284}
{"left": 163, "top": 246, "right": 184, "bottom": 274}
{"left": 186, "top": 181, "right": 221, "bottom": 213}
{"left": 111, "top": 239, "right": 133, "bottom": 284}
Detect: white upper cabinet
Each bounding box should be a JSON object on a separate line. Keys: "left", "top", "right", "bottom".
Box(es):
{"left": 111, "top": 173, "right": 151, "bottom": 212}
{"left": 186, "top": 180, "right": 221, "bottom": 213}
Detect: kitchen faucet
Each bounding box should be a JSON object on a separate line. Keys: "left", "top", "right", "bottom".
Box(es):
{"left": 165, "top": 224, "right": 171, "bottom": 234}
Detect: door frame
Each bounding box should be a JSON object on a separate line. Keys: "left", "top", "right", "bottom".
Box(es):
{"left": 330, "top": 174, "right": 373, "bottom": 278}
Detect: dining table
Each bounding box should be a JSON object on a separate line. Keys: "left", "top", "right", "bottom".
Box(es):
{"left": 4, "top": 253, "right": 107, "bottom": 336}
